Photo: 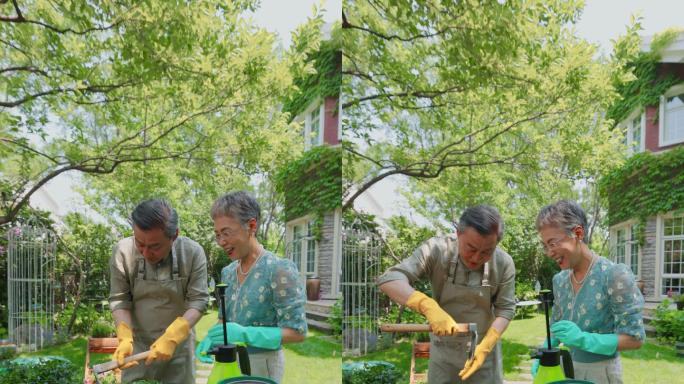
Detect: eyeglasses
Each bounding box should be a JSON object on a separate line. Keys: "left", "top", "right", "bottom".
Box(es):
{"left": 214, "top": 227, "right": 242, "bottom": 243}
{"left": 540, "top": 238, "right": 564, "bottom": 253}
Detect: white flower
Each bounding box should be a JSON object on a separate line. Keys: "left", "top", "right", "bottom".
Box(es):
{"left": 280, "top": 277, "right": 288, "bottom": 284}
{"left": 595, "top": 293, "right": 602, "bottom": 300}
{"left": 596, "top": 303, "right": 603, "bottom": 310}
{"left": 621, "top": 319, "right": 627, "bottom": 326}
{"left": 602, "top": 265, "right": 607, "bottom": 271}
{"left": 279, "top": 289, "right": 287, "bottom": 297}
{"left": 246, "top": 311, "right": 252, "bottom": 318}
{"left": 590, "top": 279, "right": 596, "bottom": 286}
{"left": 608, "top": 288, "right": 614, "bottom": 295}
{"left": 285, "top": 313, "right": 291, "bottom": 320}
{"left": 259, "top": 295, "right": 265, "bottom": 303}
{"left": 616, "top": 296, "right": 624, "bottom": 303}
{"left": 580, "top": 308, "right": 587, "bottom": 315}
{"left": 277, "top": 309, "right": 283, "bottom": 316}
{"left": 617, "top": 282, "right": 624, "bottom": 290}
{"left": 259, "top": 286, "right": 265, "bottom": 293}
{"left": 584, "top": 320, "right": 590, "bottom": 326}
{"left": 254, "top": 272, "right": 261, "bottom": 279}
{"left": 231, "top": 294, "right": 237, "bottom": 301}
{"left": 271, "top": 282, "right": 277, "bottom": 289}
{"left": 567, "top": 303, "right": 573, "bottom": 309}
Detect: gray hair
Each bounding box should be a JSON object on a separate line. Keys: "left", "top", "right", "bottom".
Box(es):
{"left": 458, "top": 205, "right": 504, "bottom": 241}
{"left": 211, "top": 190, "right": 261, "bottom": 229}
{"left": 130, "top": 199, "right": 179, "bottom": 238}
{"left": 536, "top": 200, "right": 588, "bottom": 243}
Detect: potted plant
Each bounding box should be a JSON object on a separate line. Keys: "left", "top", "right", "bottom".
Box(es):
{"left": 673, "top": 294, "right": 684, "bottom": 311}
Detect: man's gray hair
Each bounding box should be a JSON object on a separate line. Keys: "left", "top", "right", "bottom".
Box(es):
{"left": 536, "top": 200, "right": 588, "bottom": 243}
{"left": 211, "top": 190, "right": 261, "bottom": 229}
{"left": 130, "top": 199, "right": 179, "bottom": 238}
{"left": 458, "top": 205, "right": 504, "bottom": 241}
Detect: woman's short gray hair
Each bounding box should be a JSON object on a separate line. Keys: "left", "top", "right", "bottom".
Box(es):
{"left": 211, "top": 190, "right": 261, "bottom": 229}
{"left": 536, "top": 200, "right": 588, "bottom": 243}
{"left": 458, "top": 205, "right": 504, "bottom": 242}
{"left": 130, "top": 199, "right": 179, "bottom": 238}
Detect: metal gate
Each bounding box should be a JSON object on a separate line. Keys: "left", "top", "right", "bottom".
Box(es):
{"left": 7, "top": 223, "right": 56, "bottom": 351}
{"left": 342, "top": 226, "right": 381, "bottom": 356}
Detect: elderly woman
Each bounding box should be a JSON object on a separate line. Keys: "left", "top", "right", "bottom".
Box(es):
{"left": 196, "top": 191, "right": 307, "bottom": 383}
{"left": 534, "top": 200, "right": 644, "bottom": 384}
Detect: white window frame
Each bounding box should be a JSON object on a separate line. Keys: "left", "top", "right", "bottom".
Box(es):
{"left": 302, "top": 99, "right": 324, "bottom": 150}
{"left": 619, "top": 109, "right": 645, "bottom": 155}
{"left": 610, "top": 221, "right": 641, "bottom": 278}
{"left": 658, "top": 212, "right": 684, "bottom": 296}
{"left": 659, "top": 83, "right": 684, "bottom": 147}
{"left": 286, "top": 215, "right": 319, "bottom": 278}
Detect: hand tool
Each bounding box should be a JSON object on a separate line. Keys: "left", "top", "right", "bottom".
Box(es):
{"left": 380, "top": 322, "right": 478, "bottom": 361}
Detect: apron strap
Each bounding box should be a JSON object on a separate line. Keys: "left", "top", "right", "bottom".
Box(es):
{"left": 482, "top": 261, "right": 490, "bottom": 286}
{"left": 137, "top": 257, "right": 145, "bottom": 280}
{"left": 172, "top": 240, "right": 180, "bottom": 279}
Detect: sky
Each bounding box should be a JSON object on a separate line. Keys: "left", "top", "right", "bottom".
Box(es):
{"left": 353, "top": 0, "right": 684, "bottom": 228}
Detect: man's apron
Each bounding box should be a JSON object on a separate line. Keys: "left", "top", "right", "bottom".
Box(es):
{"left": 123, "top": 241, "right": 194, "bottom": 384}
{"left": 428, "top": 259, "right": 503, "bottom": 384}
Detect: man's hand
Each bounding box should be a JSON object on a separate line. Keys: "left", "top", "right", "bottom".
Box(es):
{"left": 405, "top": 291, "right": 459, "bottom": 336}
{"left": 145, "top": 317, "right": 190, "bottom": 365}
{"left": 459, "top": 327, "right": 501, "bottom": 380}
{"left": 112, "top": 322, "right": 138, "bottom": 369}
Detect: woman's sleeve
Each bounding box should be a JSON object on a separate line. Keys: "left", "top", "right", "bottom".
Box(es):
{"left": 272, "top": 258, "right": 308, "bottom": 335}
{"left": 607, "top": 264, "right": 645, "bottom": 341}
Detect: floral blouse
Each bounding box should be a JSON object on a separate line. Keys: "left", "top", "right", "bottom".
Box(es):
{"left": 219, "top": 250, "right": 308, "bottom": 335}
{"left": 551, "top": 256, "right": 645, "bottom": 361}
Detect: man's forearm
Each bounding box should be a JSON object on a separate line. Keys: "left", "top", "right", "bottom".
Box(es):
{"left": 379, "top": 280, "right": 416, "bottom": 306}
{"left": 113, "top": 309, "right": 132, "bottom": 327}
{"left": 182, "top": 308, "right": 203, "bottom": 328}
{"left": 490, "top": 316, "right": 510, "bottom": 335}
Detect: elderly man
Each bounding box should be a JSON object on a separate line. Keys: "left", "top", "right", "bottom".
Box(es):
{"left": 378, "top": 205, "right": 516, "bottom": 383}
{"left": 109, "top": 199, "right": 209, "bottom": 383}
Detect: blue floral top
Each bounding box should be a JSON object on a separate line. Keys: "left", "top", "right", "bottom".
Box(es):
{"left": 219, "top": 250, "right": 307, "bottom": 335}
{"left": 551, "top": 256, "right": 645, "bottom": 362}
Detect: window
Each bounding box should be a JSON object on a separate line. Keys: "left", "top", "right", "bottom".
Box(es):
{"left": 620, "top": 111, "right": 643, "bottom": 154}
{"left": 660, "top": 84, "right": 684, "bottom": 146}
{"left": 304, "top": 102, "right": 323, "bottom": 150}
{"left": 612, "top": 224, "right": 639, "bottom": 276}
{"left": 662, "top": 215, "right": 684, "bottom": 295}
{"left": 287, "top": 218, "right": 318, "bottom": 277}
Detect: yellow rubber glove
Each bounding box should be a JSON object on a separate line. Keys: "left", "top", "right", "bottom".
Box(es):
{"left": 113, "top": 322, "right": 138, "bottom": 369}
{"left": 405, "top": 291, "right": 458, "bottom": 336}
{"left": 145, "top": 317, "right": 190, "bottom": 365}
{"left": 459, "top": 327, "right": 501, "bottom": 380}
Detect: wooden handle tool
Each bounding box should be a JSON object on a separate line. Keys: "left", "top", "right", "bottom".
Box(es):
{"left": 91, "top": 350, "right": 151, "bottom": 374}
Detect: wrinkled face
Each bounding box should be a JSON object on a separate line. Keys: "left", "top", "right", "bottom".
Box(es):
{"left": 538, "top": 225, "right": 582, "bottom": 270}
{"left": 213, "top": 215, "right": 256, "bottom": 261}
{"left": 457, "top": 227, "right": 499, "bottom": 270}
{"left": 133, "top": 225, "right": 176, "bottom": 264}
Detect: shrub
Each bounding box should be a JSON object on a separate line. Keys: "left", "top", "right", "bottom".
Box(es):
{"left": 0, "top": 356, "right": 79, "bottom": 384}
{"left": 342, "top": 361, "right": 400, "bottom": 384}
{"left": 652, "top": 299, "right": 684, "bottom": 343}
{"left": 91, "top": 320, "right": 115, "bottom": 338}
{"left": 515, "top": 281, "right": 539, "bottom": 319}
{"left": 327, "top": 298, "right": 343, "bottom": 338}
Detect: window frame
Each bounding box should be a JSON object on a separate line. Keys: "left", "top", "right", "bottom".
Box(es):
{"left": 611, "top": 221, "right": 641, "bottom": 278}
{"left": 659, "top": 83, "right": 684, "bottom": 147}
{"left": 286, "top": 215, "right": 319, "bottom": 278}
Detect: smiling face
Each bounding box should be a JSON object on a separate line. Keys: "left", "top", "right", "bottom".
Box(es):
{"left": 213, "top": 214, "right": 256, "bottom": 261}
{"left": 538, "top": 224, "right": 583, "bottom": 270}
{"left": 457, "top": 226, "right": 499, "bottom": 270}
{"left": 133, "top": 225, "right": 176, "bottom": 264}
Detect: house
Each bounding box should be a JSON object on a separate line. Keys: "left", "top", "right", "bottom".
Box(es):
{"left": 277, "top": 24, "right": 342, "bottom": 332}
{"left": 605, "top": 31, "right": 684, "bottom": 301}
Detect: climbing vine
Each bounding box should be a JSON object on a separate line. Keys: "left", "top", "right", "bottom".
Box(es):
{"left": 274, "top": 145, "right": 342, "bottom": 237}
{"left": 600, "top": 146, "right": 684, "bottom": 235}
{"left": 283, "top": 35, "right": 341, "bottom": 117}
{"left": 607, "top": 29, "right": 681, "bottom": 124}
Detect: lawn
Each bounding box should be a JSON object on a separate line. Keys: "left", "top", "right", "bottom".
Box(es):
{"left": 346, "top": 314, "right": 684, "bottom": 383}
{"left": 17, "top": 309, "right": 341, "bottom": 384}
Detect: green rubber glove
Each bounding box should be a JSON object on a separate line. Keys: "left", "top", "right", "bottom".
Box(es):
{"left": 551, "top": 320, "right": 618, "bottom": 355}
{"left": 207, "top": 322, "right": 282, "bottom": 350}
{"left": 195, "top": 335, "right": 214, "bottom": 363}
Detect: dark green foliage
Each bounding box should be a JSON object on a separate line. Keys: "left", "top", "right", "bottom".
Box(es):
{"left": 90, "top": 320, "right": 115, "bottom": 338}
{"left": 342, "top": 361, "right": 401, "bottom": 384}
{"left": 651, "top": 299, "right": 684, "bottom": 343}
{"left": 0, "top": 357, "right": 79, "bottom": 384}
{"left": 514, "top": 282, "right": 539, "bottom": 319}
{"left": 275, "top": 145, "right": 342, "bottom": 229}
{"left": 327, "top": 298, "right": 343, "bottom": 338}
{"left": 607, "top": 30, "right": 681, "bottom": 123}
{"left": 283, "top": 37, "right": 341, "bottom": 117}
{"left": 55, "top": 303, "right": 110, "bottom": 336}
{"left": 600, "top": 146, "right": 684, "bottom": 232}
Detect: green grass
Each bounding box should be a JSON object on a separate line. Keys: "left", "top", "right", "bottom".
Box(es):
{"left": 346, "top": 314, "right": 684, "bottom": 383}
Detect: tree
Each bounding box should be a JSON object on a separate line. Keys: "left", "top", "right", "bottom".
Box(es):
{"left": 342, "top": 0, "right": 631, "bottom": 210}
{"left": 0, "top": 0, "right": 323, "bottom": 226}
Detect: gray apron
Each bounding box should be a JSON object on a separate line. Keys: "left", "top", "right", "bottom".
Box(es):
{"left": 428, "top": 259, "right": 503, "bottom": 384}
{"left": 123, "top": 241, "right": 194, "bottom": 384}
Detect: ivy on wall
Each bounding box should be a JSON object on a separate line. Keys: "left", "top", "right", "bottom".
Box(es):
{"left": 283, "top": 35, "right": 341, "bottom": 118}
{"left": 274, "top": 145, "right": 342, "bottom": 236}
{"left": 607, "top": 29, "right": 681, "bottom": 124}
{"left": 600, "top": 146, "right": 684, "bottom": 232}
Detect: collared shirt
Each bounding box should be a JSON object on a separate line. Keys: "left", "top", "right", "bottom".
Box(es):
{"left": 109, "top": 236, "right": 209, "bottom": 313}
{"left": 219, "top": 250, "right": 308, "bottom": 335}
{"left": 377, "top": 234, "right": 517, "bottom": 320}
{"left": 551, "top": 256, "right": 645, "bottom": 343}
